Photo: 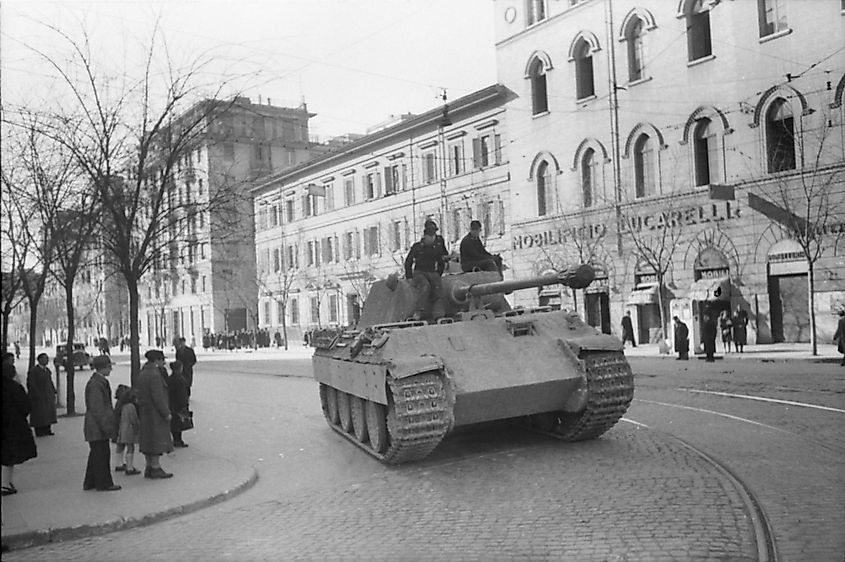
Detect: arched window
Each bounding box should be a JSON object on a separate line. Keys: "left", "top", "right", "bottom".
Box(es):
{"left": 685, "top": 0, "right": 712, "bottom": 62}
{"left": 766, "top": 98, "right": 795, "bottom": 172}
{"left": 574, "top": 40, "right": 595, "bottom": 100}
{"left": 581, "top": 149, "right": 596, "bottom": 207}
{"left": 626, "top": 19, "right": 645, "bottom": 82}
{"left": 633, "top": 134, "right": 654, "bottom": 198}
{"left": 537, "top": 161, "right": 551, "bottom": 216}
{"left": 528, "top": 58, "right": 549, "bottom": 115}
{"left": 693, "top": 118, "right": 720, "bottom": 186}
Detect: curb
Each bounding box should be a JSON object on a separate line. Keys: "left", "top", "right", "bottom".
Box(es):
{"left": 626, "top": 353, "right": 841, "bottom": 364}
{"left": 2, "top": 467, "right": 259, "bottom": 552}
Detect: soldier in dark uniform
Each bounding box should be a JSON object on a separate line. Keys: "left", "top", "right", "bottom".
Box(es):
{"left": 404, "top": 220, "right": 449, "bottom": 321}
{"left": 459, "top": 220, "right": 501, "bottom": 274}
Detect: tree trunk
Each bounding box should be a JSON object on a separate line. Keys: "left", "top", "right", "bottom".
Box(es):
{"left": 1, "top": 302, "right": 11, "bottom": 352}
{"left": 126, "top": 274, "right": 141, "bottom": 387}
{"left": 808, "top": 263, "right": 817, "bottom": 356}
{"left": 27, "top": 297, "right": 39, "bottom": 371}
{"left": 281, "top": 304, "right": 289, "bottom": 351}
{"left": 64, "top": 283, "right": 77, "bottom": 415}
{"left": 657, "top": 274, "right": 667, "bottom": 346}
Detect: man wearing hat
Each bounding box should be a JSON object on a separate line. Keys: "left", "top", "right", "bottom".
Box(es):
{"left": 136, "top": 350, "right": 174, "bottom": 479}
{"left": 83, "top": 355, "right": 120, "bottom": 491}
{"left": 404, "top": 219, "right": 449, "bottom": 321}
{"left": 459, "top": 220, "right": 502, "bottom": 274}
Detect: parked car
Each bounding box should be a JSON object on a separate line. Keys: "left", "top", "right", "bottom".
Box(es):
{"left": 54, "top": 343, "right": 93, "bottom": 371}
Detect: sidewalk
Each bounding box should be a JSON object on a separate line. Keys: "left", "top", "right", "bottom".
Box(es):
{"left": 0, "top": 400, "right": 257, "bottom": 551}
{"left": 623, "top": 341, "right": 842, "bottom": 363}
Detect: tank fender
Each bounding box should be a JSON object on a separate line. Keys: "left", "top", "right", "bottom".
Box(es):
{"left": 563, "top": 334, "right": 624, "bottom": 356}
{"left": 387, "top": 354, "right": 444, "bottom": 379}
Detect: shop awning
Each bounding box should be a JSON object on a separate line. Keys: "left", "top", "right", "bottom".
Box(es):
{"left": 688, "top": 277, "right": 731, "bottom": 301}
{"left": 627, "top": 284, "right": 658, "bottom": 305}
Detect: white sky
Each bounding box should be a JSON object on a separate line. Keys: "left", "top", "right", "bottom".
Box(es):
{"left": 0, "top": 0, "right": 498, "bottom": 139}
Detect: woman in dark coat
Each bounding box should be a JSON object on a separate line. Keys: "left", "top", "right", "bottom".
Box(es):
{"left": 2, "top": 353, "right": 37, "bottom": 495}
{"left": 28, "top": 353, "right": 57, "bottom": 436}
{"left": 731, "top": 306, "right": 749, "bottom": 353}
{"left": 168, "top": 360, "right": 190, "bottom": 448}
{"left": 136, "top": 350, "right": 173, "bottom": 479}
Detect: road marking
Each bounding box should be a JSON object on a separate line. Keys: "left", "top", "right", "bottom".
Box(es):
{"left": 620, "top": 418, "right": 649, "bottom": 428}
{"left": 636, "top": 399, "right": 796, "bottom": 434}
{"left": 678, "top": 389, "right": 845, "bottom": 414}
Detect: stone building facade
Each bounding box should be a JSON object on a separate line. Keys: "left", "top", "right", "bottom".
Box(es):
{"left": 137, "top": 97, "right": 321, "bottom": 347}
{"left": 250, "top": 85, "right": 514, "bottom": 343}
{"left": 494, "top": 0, "right": 844, "bottom": 347}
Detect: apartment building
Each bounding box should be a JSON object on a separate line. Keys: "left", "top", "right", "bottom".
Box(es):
{"left": 495, "top": 0, "right": 844, "bottom": 346}
{"left": 250, "top": 85, "right": 515, "bottom": 342}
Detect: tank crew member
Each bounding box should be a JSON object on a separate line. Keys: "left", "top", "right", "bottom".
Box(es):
{"left": 404, "top": 220, "right": 449, "bottom": 321}
{"left": 459, "top": 220, "right": 502, "bottom": 274}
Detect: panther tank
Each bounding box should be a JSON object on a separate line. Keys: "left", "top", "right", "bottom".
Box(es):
{"left": 311, "top": 264, "right": 634, "bottom": 464}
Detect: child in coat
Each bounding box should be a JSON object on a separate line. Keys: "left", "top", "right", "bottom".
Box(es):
{"left": 113, "top": 385, "right": 141, "bottom": 475}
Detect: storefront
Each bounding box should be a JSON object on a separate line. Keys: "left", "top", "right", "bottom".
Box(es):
{"left": 766, "top": 240, "right": 809, "bottom": 343}
{"left": 584, "top": 265, "right": 611, "bottom": 334}
{"left": 626, "top": 267, "right": 662, "bottom": 344}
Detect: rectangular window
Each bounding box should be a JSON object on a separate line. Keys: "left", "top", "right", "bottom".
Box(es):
{"left": 758, "top": 0, "right": 787, "bottom": 37}
{"left": 422, "top": 152, "right": 437, "bottom": 183}
{"left": 310, "top": 297, "right": 320, "bottom": 324}
{"left": 364, "top": 173, "right": 376, "bottom": 199}
{"left": 286, "top": 245, "right": 298, "bottom": 270}
{"left": 264, "top": 301, "right": 271, "bottom": 325}
{"left": 273, "top": 248, "right": 281, "bottom": 272}
{"left": 321, "top": 237, "right": 334, "bottom": 263}
{"left": 325, "top": 183, "right": 335, "bottom": 210}
{"left": 391, "top": 221, "right": 402, "bottom": 251}
{"left": 364, "top": 226, "right": 380, "bottom": 256}
{"left": 201, "top": 275, "right": 207, "bottom": 293}
{"left": 285, "top": 199, "right": 295, "bottom": 223}
{"left": 329, "top": 294, "right": 339, "bottom": 323}
{"left": 449, "top": 142, "right": 464, "bottom": 175}
{"left": 344, "top": 177, "right": 356, "bottom": 205}
{"left": 290, "top": 298, "right": 299, "bottom": 325}
{"left": 277, "top": 300, "right": 284, "bottom": 324}
{"left": 344, "top": 232, "right": 355, "bottom": 260}
{"left": 526, "top": 0, "right": 546, "bottom": 26}
{"left": 384, "top": 165, "right": 400, "bottom": 195}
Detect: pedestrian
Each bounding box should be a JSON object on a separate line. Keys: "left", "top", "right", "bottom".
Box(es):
{"left": 83, "top": 355, "right": 121, "bottom": 491}
{"left": 27, "top": 353, "right": 57, "bottom": 436}
{"left": 621, "top": 311, "right": 636, "bottom": 348}
{"left": 2, "top": 352, "right": 37, "bottom": 496}
{"left": 136, "top": 349, "right": 174, "bottom": 479}
{"left": 673, "top": 316, "right": 689, "bottom": 360}
{"left": 174, "top": 336, "right": 197, "bottom": 399}
{"left": 833, "top": 309, "right": 845, "bottom": 367}
{"left": 404, "top": 220, "right": 449, "bottom": 321}
{"left": 112, "top": 385, "right": 141, "bottom": 475}
{"left": 702, "top": 313, "right": 718, "bottom": 362}
{"left": 719, "top": 310, "right": 733, "bottom": 353}
{"left": 168, "top": 360, "right": 190, "bottom": 448}
{"left": 731, "top": 305, "right": 749, "bottom": 353}
{"left": 459, "top": 219, "right": 502, "bottom": 274}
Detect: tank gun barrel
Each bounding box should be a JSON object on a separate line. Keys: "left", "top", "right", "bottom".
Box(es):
{"left": 453, "top": 264, "right": 595, "bottom": 302}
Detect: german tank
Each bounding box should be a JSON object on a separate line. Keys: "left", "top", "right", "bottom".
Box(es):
{"left": 311, "top": 264, "right": 634, "bottom": 464}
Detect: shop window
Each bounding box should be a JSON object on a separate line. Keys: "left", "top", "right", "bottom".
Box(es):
{"left": 633, "top": 134, "right": 655, "bottom": 198}
{"left": 528, "top": 57, "right": 549, "bottom": 115}
{"left": 766, "top": 98, "right": 795, "bottom": 172}
{"left": 625, "top": 18, "right": 646, "bottom": 82}
{"left": 693, "top": 118, "right": 720, "bottom": 186}
{"left": 574, "top": 40, "right": 595, "bottom": 100}
{"left": 758, "top": 0, "right": 787, "bottom": 38}
{"left": 685, "top": 0, "right": 712, "bottom": 62}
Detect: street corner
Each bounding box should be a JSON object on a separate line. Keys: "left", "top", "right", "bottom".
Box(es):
{"left": 0, "top": 449, "right": 258, "bottom": 552}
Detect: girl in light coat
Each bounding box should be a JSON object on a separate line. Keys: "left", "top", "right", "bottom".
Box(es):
{"left": 113, "top": 385, "right": 141, "bottom": 475}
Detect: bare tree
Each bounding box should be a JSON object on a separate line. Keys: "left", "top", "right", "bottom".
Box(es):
{"left": 30, "top": 24, "right": 245, "bottom": 383}
{"left": 0, "top": 167, "right": 30, "bottom": 353}
{"left": 256, "top": 255, "right": 301, "bottom": 351}
{"left": 749, "top": 122, "right": 845, "bottom": 355}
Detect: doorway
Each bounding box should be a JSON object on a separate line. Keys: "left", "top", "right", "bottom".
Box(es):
{"left": 585, "top": 292, "right": 611, "bottom": 334}
{"left": 768, "top": 274, "right": 809, "bottom": 343}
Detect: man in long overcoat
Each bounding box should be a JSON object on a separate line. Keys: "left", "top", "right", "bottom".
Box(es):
{"left": 174, "top": 337, "right": 197, "bottom": 398}
{"left": 702, "top": 313, "right": 718, "bottom": 362}
{"left": 673, "top": 317, "right": 689, "bottom": 360}
{"left": 28, "top": 353, "right": 57, "bottom": 436}
{"left": 137, "top": 350, "right": 173, "bottom": 479}
{"left": 83, "top": 355, "right": 120, "bottom": 491}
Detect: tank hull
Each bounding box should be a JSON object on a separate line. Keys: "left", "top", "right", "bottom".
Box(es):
{"left": 312, "top": 308, "right": 634, "bottom": 463}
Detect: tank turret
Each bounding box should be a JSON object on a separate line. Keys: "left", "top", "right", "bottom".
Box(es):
{"left": 311, "top": 264, "right": 634, "bottom": 464}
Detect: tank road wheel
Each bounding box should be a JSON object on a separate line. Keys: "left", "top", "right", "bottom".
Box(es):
{"left": 365, "top": 400, "right": 389, "bottom": 454}
{"left": 320, "top": 384, "right": 341, "bottom": 425}
{"left": 338, "top": 391, "right": 354, "bottom": 433}
{"left": 350, "top": 396, "right": 369, "bottom": 443}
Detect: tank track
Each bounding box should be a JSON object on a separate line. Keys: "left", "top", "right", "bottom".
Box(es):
{"left": 322, "top": 371, "right": 454, "bottom": 465}
{"left": 528, "top": 351, "right": 634, "bottom": 441}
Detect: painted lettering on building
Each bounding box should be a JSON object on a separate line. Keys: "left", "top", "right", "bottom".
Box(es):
{"left": 512, "top": 202, "right": 742, "bottom": 251}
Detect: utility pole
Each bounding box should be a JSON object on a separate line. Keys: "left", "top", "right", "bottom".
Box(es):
{"left": 605, "top": 0, "right": 624, "bottom": 255}
{"left": 437, "top": 89, "right": 451, "bottom": 240}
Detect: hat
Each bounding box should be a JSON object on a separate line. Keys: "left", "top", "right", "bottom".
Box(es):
{"left": 92, "top": 355, "right": 112, "bottom": 369}
{"left": 423, "top": 225, "right": 437, "bottom": 235}
{"left": 144, "top": 349, "right": 165, "bottom": 362}
{"left": 424, "top": 219, "right": 438, "bottom": 232}
{"left": 470, "top": 220, "right": 482, "bottom": 230}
